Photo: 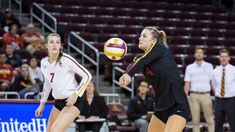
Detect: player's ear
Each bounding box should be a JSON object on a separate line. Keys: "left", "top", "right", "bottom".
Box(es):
{"left": 151, "top": 39, "right": 157, "bottom": 45}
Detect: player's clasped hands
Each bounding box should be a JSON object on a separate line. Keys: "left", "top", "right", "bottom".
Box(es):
{"left": 119, "top": 73, "right": 132, "bottom": 87}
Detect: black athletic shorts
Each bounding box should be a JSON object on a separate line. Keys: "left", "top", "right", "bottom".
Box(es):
{"left": 54, "top": 97, "right": 83, "bottom": 111}
{"left": 154, "top": 103, "right": 190, "bottom": 123}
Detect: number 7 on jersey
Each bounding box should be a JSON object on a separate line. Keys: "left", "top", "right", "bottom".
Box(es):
{"left": 50, "top": 73, "right": 55, "bottom": 82}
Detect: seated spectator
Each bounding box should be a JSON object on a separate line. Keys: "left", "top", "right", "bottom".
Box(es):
{"left": 127, "top": 81, "right": 154, "bottom": 132}
{"left": 12, "top": 64, "right": 38, "bottom": 99}
{"left": 29, "top": 57, "right": 43, "bottom": 84}
{"left": 1, "top": 8, "right": 21, "bottom": 33}
{"left": 78, "top": 81, "right": 108, "bottom": 132}
{"left": 0, "top": 50, "right": 14, "bottom": 91}
{"left": 5, "top": 44, "right": 22, "bottom": 69}
{"left": 21, "top": 24, "right": 45, "bottom": 54}
{"left": 3, "top": 24, "right": 24, "bottom": 49}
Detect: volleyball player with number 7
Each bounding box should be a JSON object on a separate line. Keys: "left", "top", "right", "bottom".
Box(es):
{"left": 35, "top": 33, "right": 92, "bottom": 132}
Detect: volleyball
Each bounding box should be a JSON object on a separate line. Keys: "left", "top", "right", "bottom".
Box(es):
{"left": 104, "top": 38, "right": 127, "bottom": 61}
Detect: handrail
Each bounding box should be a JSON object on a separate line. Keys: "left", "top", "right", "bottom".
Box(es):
{"left": 30, "top": 3, "right": 57, "bottom": 34}
{"left": 9, "top": 0, "right": 22, "bottom": 23}
{"left": 24, "top": 92, "right": 121, "bottom": 104}
{"left": 24, "top": 92, "right": 41, "bottom": 100}
{"left": 100, "top": 93, "right": 121, "bottom": 104}
{"left": 112, "top": 66, "right": 144, "bottom": 98}
{"left": 68, "top": 32, "right": 100, "bottom": 90}
{"left": 112, "top": 66, "right": 135, "bottom": 98}
{"left": 0, "top": 92, "right": 20, "bottom": 99}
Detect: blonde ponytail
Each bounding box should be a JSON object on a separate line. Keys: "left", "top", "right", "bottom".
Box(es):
{"left": 157, "top": 30, "right": 167, "bottom": 47}
{"left": 144, "top": 27, "right": 167, "bottom": 47}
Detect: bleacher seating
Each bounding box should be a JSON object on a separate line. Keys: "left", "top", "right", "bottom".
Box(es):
{"left": 29, "top": 0, "right": 235, "bottom": 79}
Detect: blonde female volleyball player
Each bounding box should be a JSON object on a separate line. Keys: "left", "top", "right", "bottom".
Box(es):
{"left": 35, "top": 33, "right": 92, "bottom": 132}
{"left": 119, "top": 27, "right": 190, "bottom": 132}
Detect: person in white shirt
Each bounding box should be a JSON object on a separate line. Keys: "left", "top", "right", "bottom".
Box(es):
{"left": 211, "top": 49, "right": 235, "bottom": 132}
{"left": 29, "top": 57, "right": 44, "bottom": 83}
{"left": 35, "top": 33, "right": 92, "bottom": 132}
{"left": 184, "top": 47, "right": 214, "bottom": 132}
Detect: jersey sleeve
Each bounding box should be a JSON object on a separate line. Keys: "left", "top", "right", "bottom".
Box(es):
{"left": 125, "top": 44, "right": 166, "bottom": 77}
{"left": 67, "top": 56, "right": 92, "bottom": 97}
{"left": 40, "top": 78, "right": 52, "bottom": 102}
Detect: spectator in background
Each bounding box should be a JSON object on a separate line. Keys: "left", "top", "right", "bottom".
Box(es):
{"left": 21, "top": 24, "right": 45, "bottom": 54}
{"left": 3, "top": 24, "right": 24, "bottom": 49}
{"left": 12, "top": 64, "right": 38, "bottom": 99}
{"left": 78, "top": 81, "right": 108, "bottom": 132}
{"left": 29, "top": 57, "right": 44, "bottom": 84}
{"left": 5, "top": 44, "right": 22, "bottom": 69}
{"left": 184, "top": 47, "right": 214, "bottom": 132}
{"left": 127, "top": 81, "right": 154, "bottom": 132}
{"left": 1, "top": 8, "right": 21, "bottom": 33}
{"left": 0, "top": 50, "right": 14, "bottom": 91}
{"left": 211, "top": 49, "right": 235, "bottom": 132}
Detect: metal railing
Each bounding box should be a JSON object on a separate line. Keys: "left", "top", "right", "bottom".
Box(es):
{"left": 30, "top": 3, "right": 57, "bottom": 34}
{"left": 68, "top": 32, "right": 100, "bottom": 90}
{"left": 0, "top": 92, "right": 20, "bottom": 99}
{"left": 24, "top": 92, "right": 42, "bottom": 100}
{"left": 10, "top": 0, "right": 22, "bottom": 23}
{"left": 100, "top": 93, "right": 121, "bottom": 104}
{"left": 112, "top": 66, "right": 144, "bottom": 98}
{"left": 24, "top": 92, "right": 120, "bottom": 104}
{"left": 112, "top": 66, "right": 134, "bottom": 98}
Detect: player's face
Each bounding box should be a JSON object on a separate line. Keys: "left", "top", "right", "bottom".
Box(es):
{"left": 219, "top": 52, "right": 230, "bottom": 66}
{"left": 194, "top": 49, "right": 204, "bottom": 61}
{"left": 139, "top": 29, "right": 155, "bottom": 52}
{"left": 46, "top": 36, "right": 61, "bottom": 55}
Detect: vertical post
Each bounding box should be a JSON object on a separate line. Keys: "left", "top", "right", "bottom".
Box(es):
{"left": 68, "top": 33, "right": 71, "bottom": 54}
{"left": 96, "top": 54, "right": 100, "bottom": 91}
{"left": 19, "top": 0, "right": 22, "bottom": 23}
{"left": 42, "top": 13, "right": 45, "bottom": 34}
{"left": 233, "top": 0, "right": 235, "bottom": 15}
{"left": 219, "top": 0, "right": 222, "bottom": 5}
{"left": 81, "top": 41, "right": 84, "bottom": 65}
{"left": 54, "top": 18, "right": 57, "bottom": 32}
{"left": 112, "top": 67, "right": 116, "bottom": 102}
{"left": 30, "top": 5, "right": 33, "bottom": 23}
{"left": 131, "top": 77, "right": 135, "bottom": 98}
{"left": 9, "top": 0, "right": 11, "bottom": 9}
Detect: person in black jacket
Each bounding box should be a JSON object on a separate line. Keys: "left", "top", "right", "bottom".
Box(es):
{"left": 12, "top": 64, "right": 38, "bottom": 99}
{"left": 127, "top": 81, "right": 154, "bottom": 132}
{"left": 78, "top": 81, "right": 108, "bottom": 132}
{"left": 119, "top": 26, "right": 190, "bottom": 132}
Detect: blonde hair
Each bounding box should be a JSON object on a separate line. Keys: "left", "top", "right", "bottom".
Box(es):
{"left": 21, "top": 63, "right": 30, "bottom": 69}
{"left": 144, "top": 26, "right": 167, "bottom": 47}
{"left": 21, "top": 64, "right": 31, "bottom": 79}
